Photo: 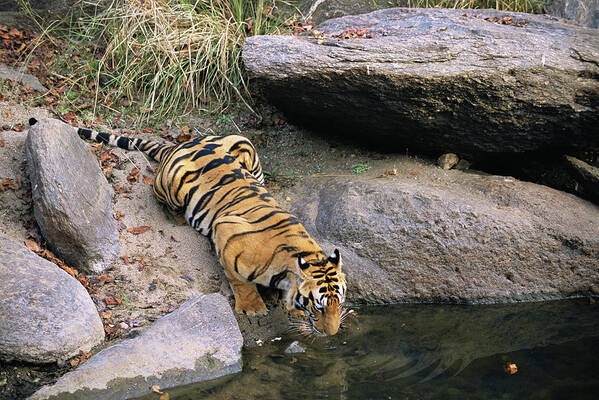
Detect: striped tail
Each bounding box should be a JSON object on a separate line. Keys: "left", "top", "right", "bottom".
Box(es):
{"left": 29, "top": 118, "right": 172, "bottom": 163}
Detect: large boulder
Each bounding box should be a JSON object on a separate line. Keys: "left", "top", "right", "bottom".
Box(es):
{"left": 544, "top": 0, "right": 599, "bottom": 28}
{"left": 243, "top": 8, "right": 599, "bottom": 157}
{"left": 289, "top": 169, "right": 599, "bottom": 304}
{"left": 0, "top": 234, "right": 104, "bottom": 363}
{"left": 25, "top": 118, "right": 119, "bottom": 274}
{"left": 29, "top": 294, "right": 243, "bottom": 400}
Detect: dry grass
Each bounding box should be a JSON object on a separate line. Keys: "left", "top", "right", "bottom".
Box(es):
{"left": 47, "top": 0, "right": 291, "bottom": 121}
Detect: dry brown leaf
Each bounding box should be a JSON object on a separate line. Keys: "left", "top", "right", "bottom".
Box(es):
{"left": 98, "top": 274, "right": 114, "bottom": 284}
{"left": 176, "top": 133, "right": 192, "bottom": 143}
{"left": 127, "top": 225, "right": 151, "bottom": 235}
{"left": 151, "top": 385, "right": 163, "bottom": 394}
{"left": 504, "top": 362, "right": 518, "bottom": 375}
{"left": 378, "top": 168, "right": 398, "bottom": 178}
{"left": 142, "top": 175, "right": 153, "bottom": 185}
{"left": 104, "top": 297, "right": 122, "bottom": 306}
{"left": 25, "top": 239, "right": 42, "bottom": 253}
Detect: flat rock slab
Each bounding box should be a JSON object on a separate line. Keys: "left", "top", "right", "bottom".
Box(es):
{"left": 26, "top": 118, "right": 119, "bottom": 273}
{"left": 29, "top": 294, "right": 243, "bottom": 400}
{"left": 290, "top": 169, "right": 599, "bottom": 304}
{"left": 0, "top": 64, "right": 47, "bottom": 92}
{"left": 0, "top": 234, "right": 104, "bottom": 363}
{"left": 243, "top": 8, "right": 599, "bottom": 156}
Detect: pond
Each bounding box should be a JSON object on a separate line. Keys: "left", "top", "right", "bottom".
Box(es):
{"left": 140, "top": 299, "right": 599, "bottom": 400}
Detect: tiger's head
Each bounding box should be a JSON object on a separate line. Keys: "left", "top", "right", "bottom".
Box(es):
{"left": 292, "top": 249, "right": 348, "bottom": 336}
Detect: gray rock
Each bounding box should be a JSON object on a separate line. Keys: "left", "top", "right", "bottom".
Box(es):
{"left": 437, "top": 153, "right": 459, "bottom": 170}
{"left": 29, "top": 294, "right": 243, "bottom": 400}
{"left": 455, "top": 159, "right": 471, "bottom": 171}
{"left": 290, "top": 170, "right": 599, "bottom": 304}
{"left": 284, "top": 340, "right": 306, "bottom": 354}
{"left": 304, "top": 0, "right": 388, "bottom": 24}
{"left": 25, "top": 118, "right": 119, "bottom": 273}
{"left": 0, "top": 234, "right": 104, "bottom": 363}
{"left": 243, "top": 8, "right": 599, "bottom": 156}
{"left": 0, "top": 65, "right": 47, "bottom": 93}
{"left": 543, "top": 0, "right": 599, "bottom": 28}
{"left": 564, "top": 155, "right": 599, "bottom": 203}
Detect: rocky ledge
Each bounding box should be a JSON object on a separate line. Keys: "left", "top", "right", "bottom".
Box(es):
{"left": 290, "top": 167, "right": 599, "bottom": 304}
{"left": 29, "top": 294, "right": 242, "bottom": 400}
{"left": 243, "top": 8, "right": 599, "bottom": 156}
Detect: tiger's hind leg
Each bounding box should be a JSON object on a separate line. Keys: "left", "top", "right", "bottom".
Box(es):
{"left": 224, "top": 269, "right": 268, "bottom": 316}
{"left": 213, "top": 215, "right": 268, "bottom": 316}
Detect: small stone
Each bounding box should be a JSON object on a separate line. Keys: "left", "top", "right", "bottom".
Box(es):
{"left": 455, "top": 159, "right": 471, "bottom": 170}
{"left": 590, "top": 284, "right": 599, "bottom": 295}
{"left": 119, "top": 322, "right": 129, "bottom": 330}
{"left": 284, "top": 340, "right": 305, "bottom": 354}
{"left": 437, "top": 153, "right": 459, "bottom": 170}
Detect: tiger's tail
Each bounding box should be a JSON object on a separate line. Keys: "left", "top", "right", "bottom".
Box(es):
{"left": 28, "top": 118, "right": 172, "bottom": 163}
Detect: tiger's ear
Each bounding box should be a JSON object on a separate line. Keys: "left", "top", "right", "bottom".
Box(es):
{"left": 297, "top": 256, "right": 310, "bottom": 272}
{"left": 328, "top": 249, "right": 342, "bottom": 267}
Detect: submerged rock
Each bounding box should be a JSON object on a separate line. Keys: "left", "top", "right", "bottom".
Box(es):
{"left": 0, "top": 234, "right": 104, "bottom": 363}
{"left": 290, "top": 168, "right": 599, "bottom": 304}
{"left": 29, "top": 294, "right": 243, "bottom": 400}
{"left": 25, "top": 118, "right": 119, "bottom": 274}
{"left": 243, "top": 8, "right": 599, "bottom": 156}
{"left": 284, "top": 341, "right": 306, "bottom": 354}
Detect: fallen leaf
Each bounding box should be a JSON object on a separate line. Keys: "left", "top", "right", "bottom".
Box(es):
{"left": 104, "top": 297, "right": 122, "bottom": 306}
{"left": 101, "top": 310, "right": 112, "bottom": 319}
{"left": 25, "top": 239, "right": 42, "bottom": 253}
{"left": 121, "top": 255, "right": 131, "bottom": 264}
{"left": 142, "top": 175, "right": 153, "bottom": 185}
{"left": 98, "top": 274, "right": 114, "bottom": 284}
{"left": 504, "top": 362, "right": 518, "bottom": 375}
{"left": 115, "top": 211, "right": 123, "bottom": 220}
{"left": 151, "top": 385, "right": 163, "bottom": 394}
{"left": 69, "top": 358, "right": 79, "bottom": 367}
{"left": 78, "top": 350, "right": 92, "bottom": 365}
{"left": 176, "top": 133, "right": 191, "bottom": 143}
{"left": 127, "top": 167, "right": 140, "bottom": 184}
{"left": 378, "top": 168, "right": 398, "bottom": 178}
{"left": 160, "top": 393, "right": 169, "bottom": 400}
{"left": 290, "top": 357, "right": 297, "bottom": 364}
{"left": 127, "top": 225, "right": 151, "bottom": 235}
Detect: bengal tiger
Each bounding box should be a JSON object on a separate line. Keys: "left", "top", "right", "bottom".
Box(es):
{"left": 28, "top": 118, "right": 349, "bottom": 336}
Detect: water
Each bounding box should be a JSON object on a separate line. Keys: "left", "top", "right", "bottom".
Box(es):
{"left": 144, "top": 299, "right": 599, "bottom": 400}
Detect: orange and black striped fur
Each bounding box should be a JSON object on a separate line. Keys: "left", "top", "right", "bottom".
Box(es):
{"left": 29, "top": 118, "right": 348, "bottom": 336}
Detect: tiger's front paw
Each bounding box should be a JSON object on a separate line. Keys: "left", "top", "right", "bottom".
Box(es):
{"left": 235, "top": 298, "right": 268, "bottom": 316}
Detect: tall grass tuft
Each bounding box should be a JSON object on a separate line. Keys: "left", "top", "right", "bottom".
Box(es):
{"left": 404, "top": 0, "right": 543, "bottom": 13}
{"left": 55, "top": 0, "right": 290, "bottom": 121}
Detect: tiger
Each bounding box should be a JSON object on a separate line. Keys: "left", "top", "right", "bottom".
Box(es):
{"left": 28, "top": 118, "right": 348, "bottom": 336}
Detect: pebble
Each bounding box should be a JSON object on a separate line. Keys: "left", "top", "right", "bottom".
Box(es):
{"left": 284, "top": 340, "right": 305, "bottom": 354}
{"left": 120, "top": 322, "right": 129, "bottom": 330}
{"left": 437, "top": 153, "right": 459, "bottom": 170}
